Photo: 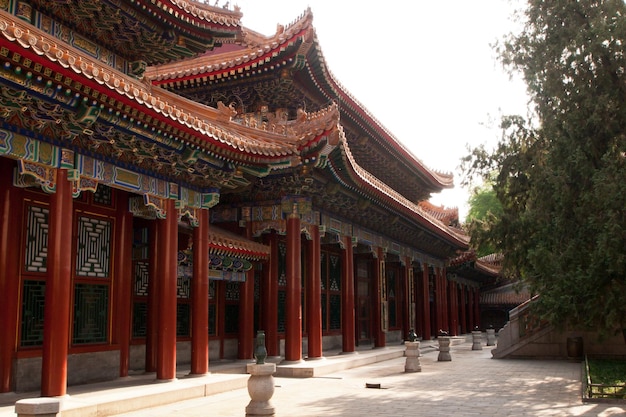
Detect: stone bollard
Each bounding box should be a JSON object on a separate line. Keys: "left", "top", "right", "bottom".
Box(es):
{"left": 486, "top": 327, "right": 496, "bottom": 346}
{"left": 472, "top": 328, "right": 483, "bottom": 350}
{"left": 15, "top": 397, "right": 61, "bottom": 417}
{"left": 404, "top": 341, "right": 422, "bottom": 372}
{"left": 437, "top": 336, "right": 451, "bottom": 361}
{"left": 246, "top": 362, "right": 276, "bottom": 416}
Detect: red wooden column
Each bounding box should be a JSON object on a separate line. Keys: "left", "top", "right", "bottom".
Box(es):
{"left": 460, "top": 285, "right": 467, "bottom": 334}
{"left": 306, "top": 225, "right": 322, "bottom": 359}
{"left": 448, "top": 280, "right": 458, "bottom": 336}
{"left": 115, "top": 192, "right": 133, "bottom": 377}
{"left": 237, "top": 222, "right": 255, "bottom": 360}
{"left": 261, "top": 232, "right": 279, "bottom": 357}
{"left": 156, "top": 198, "right": 178, "bottom": 380}
{"left": 145, "top": 221, "right": 158, "bottom": 372}
{"left": 41, "top": 169, "right": 73, "bottom": 397}
{"left": 191, "top": 209, "right": 209, "bottom": 373}
{"left": 341, "top": 235, "right": 355, "bottom": 353}
{"left": 405, "top": 258, "right": 416, "bottom": 335}
{"left": 0, "top": 161, "right": 20, "bottom": 393}
{"left": 373, "top": 247, "right": 385, "bottom": 348}
{"left": 284, "top": 212, "right": 302, "bottom": 362}
{"left": 420, "top": 264, "right": 431, "bottom": 340}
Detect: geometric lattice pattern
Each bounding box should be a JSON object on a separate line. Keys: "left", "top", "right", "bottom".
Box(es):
{"left": 92, "top": 184, "right": 113, "bottom": 206}
{"left": 277, "top": 289, "right": 286, "bottom": 333}
{"left": 176, "top": 303, "right": 190, "bottom": 337}
{"left": 24, "top": 205, "right": 49, "bottom": 273}
{"left": 209, "top": 280, "right": 216, "bottom": 300}
{"left": 132, "top": 301, "right": 148, "bottom": 338}
{"left": 278, "top": 241, "right": 287, "bottom": 286}
{"left": 73, "top": 284, "right": 109, "bottom": 344}
{"left": 225, "top": 281, "right": 239, "bottom": 301}
{"left": 134, "top": 261, "right": 149, "bottom": 296}
{"left": 20, "top": 280, "right": 46, "bottom": 347}
{"left": 321, "top": 250, "right": 342, "bottom": 331}
{"left": 75, "top": 216, "right": 111, "bottom": 278}
{"left": 177, "top": 276, "right": 190, "bottom": 299}
{"left": 329, "top": 254, "right": 341, "bottom": 291}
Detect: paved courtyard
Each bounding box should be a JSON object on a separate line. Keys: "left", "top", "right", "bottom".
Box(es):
{"left": 111, "top": 342, "right": 625, "bottom": 417}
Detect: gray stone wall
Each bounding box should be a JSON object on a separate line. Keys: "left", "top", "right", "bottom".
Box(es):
{"left": 14, "top": 350, "right": 120, "bottom": 393}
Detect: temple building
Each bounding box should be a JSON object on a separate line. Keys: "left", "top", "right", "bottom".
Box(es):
{"left": 0, "top": 1, "right": 486, "bottom": 396}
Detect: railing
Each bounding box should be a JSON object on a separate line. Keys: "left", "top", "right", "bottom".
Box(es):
{"left": 491, "top": 294, "right": 549, "bottom": 358}
{"left": 585, "top": 355, "right": 626, "bottom": 399}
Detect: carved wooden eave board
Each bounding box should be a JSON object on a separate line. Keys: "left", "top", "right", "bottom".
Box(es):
{"left": 209, "top": 225, "right": 270, "bottom": 261}
{"left": 0, "top": 9, "right": 344, "bottom": 197}
{"left": 20, "top": 0, "right": 243, "bottom": 66}
{"left": 144, "top": 8, "right": 455, "bottom": 204}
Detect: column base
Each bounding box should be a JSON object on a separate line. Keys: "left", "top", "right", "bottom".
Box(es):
{"left": 15, "top": 397, "right": 62, "bottom": 417}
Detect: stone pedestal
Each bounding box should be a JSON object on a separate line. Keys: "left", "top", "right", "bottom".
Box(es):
{"left": 246, "top": 363, "right": 276, "bottom": 416}
{"left": 437, "top": 337, "right": 451, "bottom": 361}
{"left": 15, "top": 397, "right": 61, "bottom": 417}
{"left": 472, "top": 330, "right": 483, "bottom": 350}
{"left": 486, "top": 328, "right": 496, "bottom": 346}
{"left": 404, "top": 341, "right": 421, "bottom": 372}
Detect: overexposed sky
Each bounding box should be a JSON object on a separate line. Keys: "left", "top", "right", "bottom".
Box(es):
{"left": 230, "top": 1, "right": 530, "bottom": 220}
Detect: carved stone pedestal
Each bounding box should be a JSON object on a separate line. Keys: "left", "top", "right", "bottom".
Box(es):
{"left": 437, "top": 337, "right": 451, "bottom": 361}
{"left": 404, "top": 341, "right": 422, "bottom": 372}
{"left": 246, "top": 363, "right": 276, "bottom": 416}
{"left": 472, "top": 330, "right": 483, "bottom": 350}
{"left": 15, "top": 397, "right": 61, "bottom": 417}
{"left": 486, "top": 328, "right": 496, "bottom": 346}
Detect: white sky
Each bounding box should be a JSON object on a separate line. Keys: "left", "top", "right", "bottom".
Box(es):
{"left": 230, "top": 0, "right": 530, "bottom": 221}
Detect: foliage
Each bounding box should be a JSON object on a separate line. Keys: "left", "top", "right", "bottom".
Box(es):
{"left": 587, "top": 358, "right": 626, "bottom": 398}
{"left": 465, "top": 180, "right": 503, "bottom": 257}
{"left": 461, "top": 0, "right": 626, "bottom": 336}
{"left": 588, "top": 358, "right": 626, "bottom": 386}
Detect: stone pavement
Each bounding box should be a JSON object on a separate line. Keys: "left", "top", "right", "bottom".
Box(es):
{"left": 96, "top": 342, "right": 626, "bottom": 417}
{"left": 3, "top": 341, "right": 626, "bottom": 417}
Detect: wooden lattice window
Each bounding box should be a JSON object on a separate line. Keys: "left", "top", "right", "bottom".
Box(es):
{"left": 277, "top": 241, "right": 286, "bottom": 333}
{"left": 75, "top": 216, "right": 111, "bottom": 278}
{"left": 73, "top": 284, "right": 109, "bottom": 344}
{"left": 72, "top": 214, "right": 113, "bottom": 345}
{"left": 20, "top": 279, "right": 45, "bottom": 347}
{"left": 24, "top": 205, "right": 48, "bottom": 273}
{"left": 321, "top": 250, "right": 342, "bottom": 333}
{"left": 224, "top": 281, "right": 240, "bottom": 335}
{"left": 387, "top": 266, "right": 398, "bottom": 329}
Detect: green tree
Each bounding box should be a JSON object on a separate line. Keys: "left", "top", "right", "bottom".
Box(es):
{"left": 465, "top": 180, "right": 503, "bottom": 257}
{"left": 462, "top": 0, "right": 626, "bottom": 336}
